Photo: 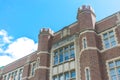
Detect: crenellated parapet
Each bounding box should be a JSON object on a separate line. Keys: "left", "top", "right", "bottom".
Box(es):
{"left": 40, "top": 28, "right": 54, "bottom": 35}
{"left": 78, "top": 5, "right": 95, "bottom": 16}
{"left": 77, "top": 5, "right": 96, "bottom": 30}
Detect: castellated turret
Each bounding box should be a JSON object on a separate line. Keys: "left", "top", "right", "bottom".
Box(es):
{"left": 77, "top": 5, "right": 96, "bottom": 30}
{"left": 38, "top": 28, "right": 54, "bottom": 52}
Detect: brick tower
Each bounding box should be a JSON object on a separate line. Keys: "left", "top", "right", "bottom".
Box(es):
{"left": 77, "top": 5, "right": 96, "bottom": 30}
{"left": 78, "top": 5, "right": 102, "bottom": 80}
{"left": 37, "top": 28, "right": 53, "bottom": 80}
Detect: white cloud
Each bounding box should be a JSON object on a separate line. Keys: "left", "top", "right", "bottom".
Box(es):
{"left": 5, "top": 37, "right": 38, "bottom": 59}
{"left": 0, "top": 29, "right": 38, "bottom": 66}
{"left": 0, "top": 56, "right": 14, "bottom": 67}
{"left": 0, "top": 29, "right": 13, "bottom": 44}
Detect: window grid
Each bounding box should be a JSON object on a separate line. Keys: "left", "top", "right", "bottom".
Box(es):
{"left": 53, "top": 70, "right": 76, "bottom": 80}
{"left": 3, "top": 68, "right": 23, "bottom": 80}
{"left": 103, "top": 30, "right": 117, "bottom": 49}
{"left": 108, "top": 59, "right": 120, "bottom": 80}
{"left": 53, "top": 43, "right": 75, "bottom": 65}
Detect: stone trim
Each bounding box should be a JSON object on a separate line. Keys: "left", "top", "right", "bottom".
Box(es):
{"left": 37, "top": 51, "right": 49, "bottom": 54}
{"left": 37, "top": 66, "right": 50, "bottom": 70}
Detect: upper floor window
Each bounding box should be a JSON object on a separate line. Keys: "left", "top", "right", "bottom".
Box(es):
{"left": 13, "top": 71, "right": 18, "bottom": 80}
{"left": 64, "top": 46, "right": 69, "bottom": 61}
{"left": 18, "top": 69, "right": 23, "bottom": 80}
{"left": 3, "top": 75, "right": 7, "bottom": 80}
{"left": 54, "top": 51, "right": 59, "bottom": 65}
{"left": 70, "top": 44, "right": 75, "bottom": 58}
{"left": 53, "top": 43, "right": 75, "bottom": 65}
{"left": 2, "top": 67, "right": 23, "bottom": 80}
{"left": 102, "top": 30, "right": 117, "bottom": 49}
{"left": 108, "top": 59, "right": 120, "bottom": 80}
{"left": 30, "top": 61, "right": 37, "bottom": 76}
{"left": 82, "top": 37, "right": 87, "bottom": 49}
{"left": 59, "top": 48, "right": 64, "bottom": 63}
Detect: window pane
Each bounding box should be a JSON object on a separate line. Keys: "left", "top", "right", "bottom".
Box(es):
{"left": 86, "top": 69, "right": 90, "bottom": 80}
{"left": 117, "top": 67, "right": 120, "bottom": 80}
{"left": 59, "top": 74, "right": 64, "bottom": 80}
{"left": 110, "top": 69, "right": 116, "bottom": 76}
{"left": 65, "top": 72, "right": 69, "bottom": 80}
{"left": 103, "top": 33, "right": 108, "bottom": 39}
{"left": 59, "top": 49, "right": 63, "bottom": 63}
{"left": 14, "top": 71, "right": 17, "bottom": 80}
{"left": 115, "top": 60, "right": 120, "bottom": 67}
{"left": 70, "top": 49, "right": 75, "bottom": 58}
{"left": 111, "top": 76, "right": 117, "bottom": 80}
{"left": 109, "top": 31, "right": 114, "bottom": 36}
{"left": 64, "top": 51, "right": 69, "bottom": 61}
{"left": 70, "top": 44, "right": 74, "bottom": 49}
{"left": 83, "top": 38, "right": 87, "bottom": 49}
{"left": 109, "top": 62, "right": 115, "bottom": 68}
{"left": 104, "top": 39, "right": 110, "bottom": 48}
{"left": 110, "top": 36, "right": 116, "bottom": 47}
{"left": 71, "top": 71, "right": 76, "bottom": 78}
{"left": 53, "top": 76, "right": 58, "bottom": 80}
{"left": 54, "top": 52, "right": 58, "bottom": 65}
{"left": 65, "top": 46, "right": 69, "bottom": 51}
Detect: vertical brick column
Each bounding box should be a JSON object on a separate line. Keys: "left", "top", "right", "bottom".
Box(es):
{"left": 80, "top": 50, "right": 102, "bottom": 80}
{"left": 36, "top": 28, "right": 53, "bottom": 80}
{"left": 79, "top": 29, "right": 102, "bottom": 80}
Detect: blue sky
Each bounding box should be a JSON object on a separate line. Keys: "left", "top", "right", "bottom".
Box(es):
{"left": 0, "top": 0, "right": 120, "bottom": 66}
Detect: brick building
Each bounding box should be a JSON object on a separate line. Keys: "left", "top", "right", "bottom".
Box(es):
{"left": 0, "top": 5, "right": 120, "bottom": 80}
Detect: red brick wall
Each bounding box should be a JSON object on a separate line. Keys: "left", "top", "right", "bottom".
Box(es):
{"left": 96, "top": 15, "right": 118, "bottom": 33}
{"left": 80, "top": 50, "right": 102, "bottom": 80}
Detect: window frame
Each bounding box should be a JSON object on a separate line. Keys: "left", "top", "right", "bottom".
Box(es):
{"left": 82, "top": 37, "right": 87, "bottom": 49}
{"left": 53, "top": 43, "right": 75, "bottom": 66}
{"left": 30, "top": 61, "right": 37, "bottom": 77}
{"left": 85, "top": 67, "right": 91, "bottom": 80}
{"left": 101, "top": 29, "right": 117, "bottom": 50}
{"left": 107, "top": 57, "right": 120, "bottom": 80}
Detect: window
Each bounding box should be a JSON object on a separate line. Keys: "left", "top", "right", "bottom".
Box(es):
{"left": 103, "top": 30, "right": 117, "bottom": 49}
{"left": 53, "top": 76, "right": 58, "bottom": 80}
{"left": 2, "top": 67, "right": 23, "bottom": 80}
{"left": 3, "top": 75, "right": 7, "bottom": 80}
{"left": 59, "top": 48, "right": 64, "bottom": 63}
{"left": 108, "top": 59, "right": 120, "bottom": 80}
{"left": 18, "top": 69, "right": 23, "bottom": 80}
{"left": 71, "top": 70, "right": 76, "bottom": 79}
{"left": 64, "top": 46, "right": 69, "bottom": 61}
{"left": 53, "top": 43, "right": 75, "bottom": 65}
{"left": 7, "top": 73, "right": 11, "bottom": 80}
{"left": 65, "top": 72, "right": 69, "bottom": 80}
{"left": 52, "top": 70, "right": 76, "bottom": 80}
{"left": 13, "top": 71, "right": 17, "bottom": 80}
{"left": 70, "top": 44, "right": 75, "bottom": 58}
{"left": 59, "top": 74, "right": 64, "bottom": 80}
{"left": 54, "top": 51, "right": 59, "bottom": 65}
{"left": 30, "top": 62, "right": 37, "bottom": 76}
{"left": 82, "top": 37, "right": 87, "bottom": 49}
{"left": 85, "top": 68, "right": 90, "bottom": 80}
